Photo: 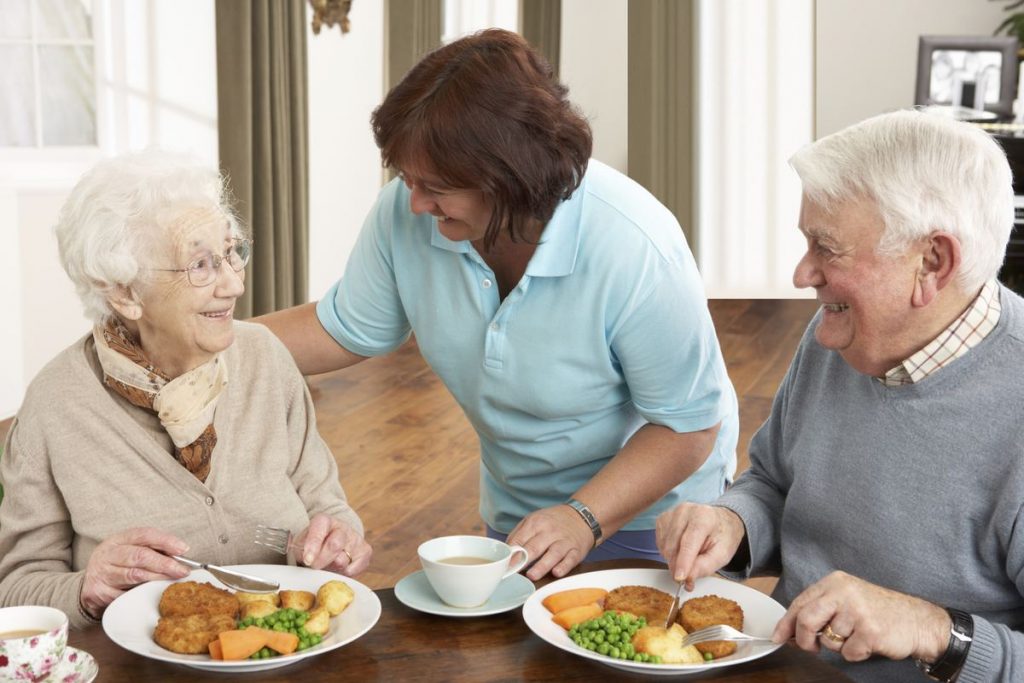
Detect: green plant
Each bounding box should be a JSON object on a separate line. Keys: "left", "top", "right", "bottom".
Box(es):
{"left": 994, "top": 0, "right": 1024, "bottom": 45}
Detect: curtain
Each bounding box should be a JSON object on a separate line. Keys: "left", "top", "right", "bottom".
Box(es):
{"left": 520, "top": 0, "right": 560, "bottom": 78}
{"left": 215, "top": 0, "right": 309, "bottom": 318}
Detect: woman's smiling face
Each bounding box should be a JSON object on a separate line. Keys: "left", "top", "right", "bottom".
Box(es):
{"left": 131, "top": 206, "right": 245, "bottom": 377}
{"left": 399, "top": 162, "right": 494, "bottom": 243}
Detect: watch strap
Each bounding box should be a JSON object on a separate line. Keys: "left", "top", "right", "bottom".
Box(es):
{"left": 915, "top": 607, "right": 973, "bottom": 682}
{"left": 565, "top": 498, "right": 602, "bottom": 544}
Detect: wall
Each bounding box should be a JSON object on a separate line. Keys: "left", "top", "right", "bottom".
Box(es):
{"left": 306, "top": 1, "right": 385, "bottom": 299}
{"left": 560, "top": 0, "right": 629, "bottom": 172}
{"left": 815, "top": 0, "right": 1009, "bottom": 137}
{"left": 0, "top": 0, "right": 219, "bottom": 418}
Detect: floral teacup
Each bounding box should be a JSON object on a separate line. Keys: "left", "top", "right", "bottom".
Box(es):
{"left": 0, "top": 606, "right": 69, "bottom": 683}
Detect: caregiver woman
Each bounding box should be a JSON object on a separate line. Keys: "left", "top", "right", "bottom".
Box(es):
{"left": 259, "top": 29, "right": 738, "bottom": 580}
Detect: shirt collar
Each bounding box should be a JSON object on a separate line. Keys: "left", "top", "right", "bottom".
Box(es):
{"left": 880, "top": 279, "right": 1002, "bottom": 386}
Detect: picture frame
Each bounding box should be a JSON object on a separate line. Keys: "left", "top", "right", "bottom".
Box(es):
{"left": 914, "top": 35, "right": 1020, "bottom": 117}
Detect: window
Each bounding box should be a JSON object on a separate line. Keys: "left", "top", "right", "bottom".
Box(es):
{"left": 0, "top": 0, "right": 97, "bottom": 147}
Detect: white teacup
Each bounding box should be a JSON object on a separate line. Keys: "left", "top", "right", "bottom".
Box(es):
{"left": 418, "top": 535, "right": 529, "bottom": 608}
{"left": 0, "top": 606, "right": 69, "bottom": 681}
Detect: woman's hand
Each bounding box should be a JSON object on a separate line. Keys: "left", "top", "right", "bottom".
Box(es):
{"left": 81, "top": 527, "right": 192, "bottom": 617}
{"left": 772, "top": 571, "right": 951, "bottom": 663}
{"left": 655, "top": 503, "right": 745, "bottom": 588}
{"left": 507, "top": 504, "right": 595, "bottom": 581}
{"left": 293, "top": 513, "right": 372, "bottom": 576}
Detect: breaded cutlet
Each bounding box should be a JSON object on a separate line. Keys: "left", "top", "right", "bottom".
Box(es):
{"left": 603, "top": 585, "right": 675, "bottom": 624}
{"left": 153, "top": 613, "right": 237, "bottom": 654}
{"left": 158, "top": 580, "right": 239, "bottom": 619}
{"left": 678, "top": 594, "right": 744, "bottom": 659}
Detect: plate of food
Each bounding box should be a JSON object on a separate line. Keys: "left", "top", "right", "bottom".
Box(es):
{"left": 102, "top": 565, "right": 381, "bottom": 672}
{"left": 522, "top": 568, "right": 785, "bottom": 676}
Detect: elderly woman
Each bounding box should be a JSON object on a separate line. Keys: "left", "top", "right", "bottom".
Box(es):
{"left": 657, "top": 111, "right": 1024, "bottom": 682}
{"left": 260, "top": 28, "right": 738, "bottom": 581}
{"left": 0, "top": 151, "right": 370, "bottom": 629}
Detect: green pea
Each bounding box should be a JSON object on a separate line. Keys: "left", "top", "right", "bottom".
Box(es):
{"left": 609, "top": 646, "right": 620, "bottom": 658}
{"left": 597, "top": 642, "right": 610, "bottom": 655}
{"left": 703, "top": 652, "right": 714, "bottom": 661}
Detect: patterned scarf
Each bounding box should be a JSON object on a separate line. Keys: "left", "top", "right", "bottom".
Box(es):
{"left": 92, "top": 318, "right": 228, "bottom": 482}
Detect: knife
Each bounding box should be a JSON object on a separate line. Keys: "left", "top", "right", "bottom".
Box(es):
{"left": 665, "top": 580, "right": 686, "bottom": 628}
{"left": 171, "top": 555, "right": 279, "bottom": 593}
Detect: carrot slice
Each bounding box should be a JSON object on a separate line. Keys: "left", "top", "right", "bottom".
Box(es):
{"left": 542, "top": 588, "right": 608, "bottom": 614}
{"left": 218, "top": 628, "right": 268, "bottom": 661}
{"left": 208, "top": 638, "right": 224, "bottom": 660}
{"left": 249, "top": 627, "right": 300, "bottom": 655}
{"left": 552, "top": 602, "right": 604, "bottom": 630}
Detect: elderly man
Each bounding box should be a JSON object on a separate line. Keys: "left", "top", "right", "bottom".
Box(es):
{"left": 656, "top": 110, "right": 1023, "bottom": 683}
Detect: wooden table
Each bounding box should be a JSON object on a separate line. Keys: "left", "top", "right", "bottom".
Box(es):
{"left": 69, "top": 561, "right": 851, "bottom": 682}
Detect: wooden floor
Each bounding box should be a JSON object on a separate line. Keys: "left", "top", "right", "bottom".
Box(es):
{"left": 0, "top": 299, "right": 818, "bottom": 592}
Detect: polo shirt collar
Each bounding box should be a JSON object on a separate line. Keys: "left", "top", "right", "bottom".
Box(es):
{"left": 427, "top": 173, "right": 588, "bottom": 278}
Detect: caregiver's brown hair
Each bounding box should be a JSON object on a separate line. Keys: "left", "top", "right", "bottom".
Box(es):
{"left": 371, "top": 28, "right": 592, "bottom": 248}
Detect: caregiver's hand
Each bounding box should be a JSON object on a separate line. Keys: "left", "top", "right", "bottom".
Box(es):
{"left": 81, "top": 527, "right": 191, "bottom": 617}
{"left": 507, "top": 504, "right": 595, "bottom": 580}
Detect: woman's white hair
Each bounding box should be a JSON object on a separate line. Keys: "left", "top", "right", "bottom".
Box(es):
{"left": 789, "top": 109, "right": 1014, "bottom": 293}
{"left": 55, "top": 149, "right": 241, "bottom": 324}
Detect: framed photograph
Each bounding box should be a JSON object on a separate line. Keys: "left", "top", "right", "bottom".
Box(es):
{"left": 915, "top": 36, "right": 1020, "bottom": 117}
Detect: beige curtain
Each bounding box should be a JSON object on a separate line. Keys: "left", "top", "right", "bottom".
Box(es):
{"left": 215, "top": 0, "right": 309, "bottom": 318}
{"left": 520, "top": 0, "right": 561, "bottom": 78}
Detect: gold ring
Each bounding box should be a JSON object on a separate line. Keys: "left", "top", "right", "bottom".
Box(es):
{"left": 822, "top": 624, "right": 846, "bottom": 644}
{"left": 342, "top": 549, "right": 354, "bottom": 563}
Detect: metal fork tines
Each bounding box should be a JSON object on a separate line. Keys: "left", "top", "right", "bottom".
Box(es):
{"left": 680, "top": 624, "right": 774, "bottom": 648}
{"left": 254, "top": 524, "right": 294, "bottom": 556}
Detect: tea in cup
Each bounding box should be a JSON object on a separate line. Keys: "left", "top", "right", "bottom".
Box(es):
{"left": 0, "top": 606, "right": 69, "bottom": 681}
{"left": 418, "top": 535, "right": 529, "bottom": 608}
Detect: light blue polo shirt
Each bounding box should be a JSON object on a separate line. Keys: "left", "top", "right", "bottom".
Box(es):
{"left": 317, "top": 160, "right": 738, "bottom": 533}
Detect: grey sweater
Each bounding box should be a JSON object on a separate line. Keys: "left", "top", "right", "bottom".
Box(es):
{"left": 0, "top": 322, "right": 362, "bottom": 628}
{"left": 718, "top": 284, "right": 1024, "bottom": 683}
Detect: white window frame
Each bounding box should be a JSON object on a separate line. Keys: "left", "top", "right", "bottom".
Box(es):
{"left": 0, "top": 0, "right": 110, "bottom": 188}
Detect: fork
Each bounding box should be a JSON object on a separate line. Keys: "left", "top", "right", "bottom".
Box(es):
{"left": 680, "top": 624, "right": 776, "bottom": 648}
{"left": 254, "top": 524, "right": 299, "bottom": 556}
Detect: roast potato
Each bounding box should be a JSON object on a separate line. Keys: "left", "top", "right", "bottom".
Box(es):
{"left": 304, "top": 606, "right": 331, "bottom": 636}
{"left": 280, "top": 590, "right": 316, "bottom": 612}
{"left": 316, "top": 580, "right": 354, "bottom": 616}
{"left": 240, "top": 600, "right": 278, "bottom": 621}
{"left": 236, "top": 591, "right": 281, "bottom": 608}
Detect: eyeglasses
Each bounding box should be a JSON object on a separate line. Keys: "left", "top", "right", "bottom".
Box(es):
{"left": 152, "top": 238, "right": 253, "bottom": 287}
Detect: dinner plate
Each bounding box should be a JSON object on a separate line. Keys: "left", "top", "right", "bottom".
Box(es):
{"left": 102, "top": 565, "right": 381, "bottom": 673}
{"left": 395, "top": 570, "right": 534, "bottom": 617}
{"left": 522, "top": 568, "right": 785, "bottom": 676}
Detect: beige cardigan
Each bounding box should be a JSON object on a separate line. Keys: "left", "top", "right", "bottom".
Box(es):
{"left": 0, "top": 321, "right": 362, "bottom": 628}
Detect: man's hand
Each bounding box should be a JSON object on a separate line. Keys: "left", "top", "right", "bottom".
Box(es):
{"left": 773, "top": 571, "right": 951, "bottom": 664}
{"left": 655, "top": 503, "right": 746, "bottom": 588}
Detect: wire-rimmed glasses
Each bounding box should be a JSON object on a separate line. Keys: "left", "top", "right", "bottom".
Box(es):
{"left": 152, "top": 238, "right": 253, "bottom": 287}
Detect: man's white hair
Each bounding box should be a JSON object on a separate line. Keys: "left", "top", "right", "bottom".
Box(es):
{"left": 789, "top": 109, "right": 1014, "bottom": 293}
{"left": 55, "top": 149, "right": 241, "bottom": 324}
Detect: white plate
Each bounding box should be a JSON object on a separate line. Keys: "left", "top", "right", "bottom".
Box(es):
{"left": 522, "top": 568, "right": 785, "bottom": 676}
{"left": 102, "top": 565, "right": 381, "bottom": 673}
{"left": 395, "top": 570, "right": 534, "bottom": 617}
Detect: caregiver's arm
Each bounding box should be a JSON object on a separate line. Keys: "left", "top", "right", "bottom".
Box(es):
{"left": 508, "top": 421, "right": 720, "bottom": 580}
{"left": 255, "top": 302, "right": 367, "bottom": 375}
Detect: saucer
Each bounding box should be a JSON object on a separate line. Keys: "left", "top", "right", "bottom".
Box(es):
{"left": 395, "top": 570, "right": 534, "bottom": 617}
{"left": 51, "top": 647, "right": 98, "bottom": 682}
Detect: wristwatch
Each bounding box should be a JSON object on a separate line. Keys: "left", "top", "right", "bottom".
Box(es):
{"left": 915, "top": 608, "right": 973, "bottom": 682}
{"left": 565, "top": 498, "right": 602, "bottom": 545}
